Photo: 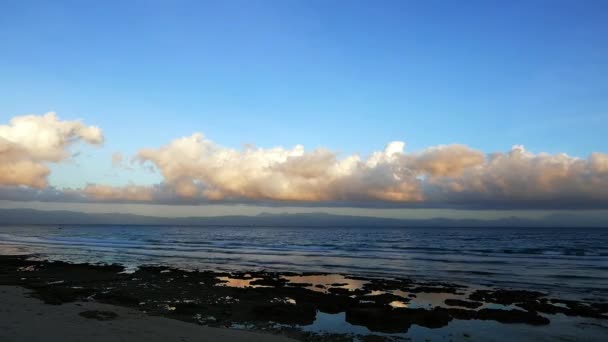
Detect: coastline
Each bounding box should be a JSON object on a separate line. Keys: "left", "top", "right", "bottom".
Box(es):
{"left": 1, "top": 225, "right": 606, "bottom": 301}
{"left": 1, "top": 255, "right": 607, "bottom": 341}
{"left": 0, "top": 285, "right": 295, "bottom": 342}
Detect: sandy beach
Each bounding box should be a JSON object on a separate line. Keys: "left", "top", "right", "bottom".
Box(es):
{"left": 0, "top": 285, "right": 295, "bottom": 342}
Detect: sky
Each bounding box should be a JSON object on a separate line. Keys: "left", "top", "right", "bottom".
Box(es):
{"left": 1, "top": 1, "right": 607, "bottom": 219}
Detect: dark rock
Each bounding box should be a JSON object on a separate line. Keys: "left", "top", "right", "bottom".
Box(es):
{"left": 173, "top": 302, "right": 207, "bottom": 315}
{"left": 469, "top": 289, "right": 545, "bottom": 305}
{"left": 366, "top": 293, "right": 409, "bottom": 305}
{"left": 327, "top": 287, "right": 353, "bottom": 296}
{"left": 249, "top": 277, "right": 286, "bottom": 287}
{"left": 31, "top": 287, "right": 95, "bottom": 305}
{"left": 0, "top": 254, "right": 593, "bottom": 339}
{"left": 346, "top": 306, "right": 452, "bottom": 333}
{"left": 444, "top": 299, "right": 483, "bottom": 309}
{"left": 288, "top": 282, "right": 313, "bottom": 288}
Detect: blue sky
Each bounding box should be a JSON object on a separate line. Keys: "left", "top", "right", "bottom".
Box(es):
{"left": 0, "top": 1, "right": 607, "bottom": 217}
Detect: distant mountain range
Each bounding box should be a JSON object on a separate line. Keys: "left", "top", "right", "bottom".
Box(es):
{"left": 0, "top": 208, "right": 606, "bottom": 227}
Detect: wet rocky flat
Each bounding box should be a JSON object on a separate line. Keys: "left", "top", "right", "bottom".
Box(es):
{"left": 0, "top": 255, "right": 606, "bottom": 341}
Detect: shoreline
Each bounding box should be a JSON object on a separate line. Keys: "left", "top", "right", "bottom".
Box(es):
{"left": 1, "top": 255, "right": 607, "bottom": 341}
{"left": 1, "top": 225, "right": 605, "bottom": 302}
{"left": 0, "top": 285, "right": 295, "bottom": 342}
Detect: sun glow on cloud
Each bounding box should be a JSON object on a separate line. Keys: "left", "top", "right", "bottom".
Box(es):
{"left": 135, "top": 133, "right": 428, "bottom": 202}
{"left": 1, "top": 113, "right": 608, "bottom": 209}
{"left": 0, "top": 113, "right": 103, "bottom": 188}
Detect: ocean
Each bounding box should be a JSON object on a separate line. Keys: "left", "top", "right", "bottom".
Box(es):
{"left": 0, "top": 225, "right": 606, "bottom": 300}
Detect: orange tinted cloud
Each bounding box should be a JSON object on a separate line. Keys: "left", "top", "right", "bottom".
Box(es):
{"left": 2, "top": 115, "right": 608, "bottom": 209}
{"left": 0, "top": 113, "right": 103, "bottom": 188}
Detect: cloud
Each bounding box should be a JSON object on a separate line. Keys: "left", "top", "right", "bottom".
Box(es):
{"left": 136, "top": 133, "right": 425, "bottom": 202}
{"left": 0, "top": 112, "right": 103, "bottom": 188}
{"left": 129, "top": 135, "right": 608, "bottom": 208}
{"left": 1, "top": 120, "right": 607, "bottom": 209}
{"left": 424, "top": 146, "right": 608, "bottom": 207}
{"left": 406, "top": 144, "right": 485, "bottom": 177}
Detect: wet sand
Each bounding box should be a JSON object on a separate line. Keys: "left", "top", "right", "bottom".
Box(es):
{"left": 0, "top": 286, "right": 296, "bottom": 342}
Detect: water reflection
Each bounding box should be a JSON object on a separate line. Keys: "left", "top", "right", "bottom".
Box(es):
{"left": 215, "top": 276, "right": 271, "bottom": 288}
{"left": 389, "top": 300, "right": 408, "bottom": 308}
{"left": 300, "top": 310, "right": 608, "bottom": 341}
{"left": 409, "top": 291, "right": 467, "bottom": 309}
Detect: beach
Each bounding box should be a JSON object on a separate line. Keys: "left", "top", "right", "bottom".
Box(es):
{"left": 1, "top": 254, "right": 606, "bottom": 341}
{"left": 3, "top": 2, "right": 608, "bottom": 341}
{"left": 0, "top": 285, "right": 295, "bottom": 342}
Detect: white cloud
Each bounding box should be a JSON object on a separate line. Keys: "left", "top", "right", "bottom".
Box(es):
{"left": 1, "top": 116, "right": 607, "bottom": 209}
{"left": 126, "top": 135, "right": 608, "bottom": 207}
{"left": 406, "top": 144, "right": 485, "bottom": 177}
{"left": 425, "top": 146, "right": 608, "bottom": 206}
{"left": 136, "top": 133, "right": 424, "bottom": 202}
{"left": 0, "top": 112, "right": 103, "bottom": 188}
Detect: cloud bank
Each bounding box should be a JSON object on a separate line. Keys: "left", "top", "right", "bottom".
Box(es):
{"left": 134, "top": 135, "right": 428, "bottom": 202}
{"left": 425, "top": 146, "right": 608, "bottom": 208}
{"left": 1, "top": 113, "right": 607, "bottom": 209}
{"left": 95, "top": 133, "right": 608, "bottom": 208}
{"left": 0, "top": 113, "right": 103, "bottom": 188}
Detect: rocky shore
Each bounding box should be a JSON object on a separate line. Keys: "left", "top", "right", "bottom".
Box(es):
{"left": 1, "top": 255, "right": 606, "bottom": 341}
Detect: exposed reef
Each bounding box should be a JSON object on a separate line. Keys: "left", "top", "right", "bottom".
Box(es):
{"left": 1, "top": 255, "right": 606, "bottom": 340}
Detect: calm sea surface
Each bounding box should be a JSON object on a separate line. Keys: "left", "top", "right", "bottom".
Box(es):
{"left": 0, "top": 225, "right": 606, "bottom": 299}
